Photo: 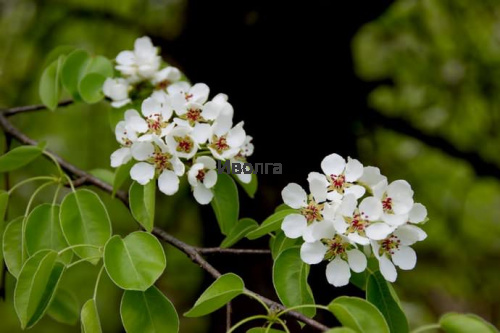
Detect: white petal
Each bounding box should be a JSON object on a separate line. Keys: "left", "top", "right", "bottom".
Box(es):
{"left": 111, "top": 99, "right": 131, "bottom": 108}
{"left": 116, "top": 50, "right": 135, "bottom": 66}
{"left": 409, "top": 203, "right": 427, "bottom": 223}
{"left": 167, "top": 81, "right": 191, "bottom": 95}
{"left": 307, "top": 172, "right": 328, "bottom": 203}
{"left": 281, "top": 183, "right": 307, "bottom": 209}
{"left": 339, "top": 194, "right": 357, "bottom": 216}
{"left": 383, "top": 213, "right": 409, "bottom": 227}
{"left": 227, "top": 122, "right": 246, "bottom": 148}
{"left": 171, "top": 156, "right": 185, "bottom": 176}
{"left": 203, "top": 170, "right": 218, "bottom": 189}
{"left": 347, "top": 233, "right": 370, "bottom": 246}
{"left": 345, "top": 157, "right": 364, "bottom": 182}
{"left": 190, "top": 83, "right": 210, "bottom": 104}
{"left": 142, "top": 97, "right": 161, "bottom": 117}
{"left": 321, "top": 153, "right": 346, "bottom": 177}
{"left": 188, "top": 163, "right": 204, "bottom": 187}
{"left": 370, "top": 240, "right": 381, "bottom": 259}
{"left": 392, "top": 246, "right": 416, "bottom": 270}
{"left": 359, "top": 197, "right": 383, "bottom": 221}
{"left": 387, "top": 180, "right": 414, "bottom": 215}
{"left": 158, "top": 170, "right": 179, "bottom": 195}
{"left": 236, "top": 172, "right": 252, "bottom": 184}
{"left": 131, "top": 141, "right": 154, "bottom": 161}
{"left": 333, "top": 217, "right": 348, "bottom": 234}
{"left": 311, "top": 220, "right": 336, "bottom": 240}
{"left": 326, "top": 257, "right": 351, "bottom": 287}
{"left": 322, "top": 203, "right": 338, "bottom": 220}
{"left": 300, "top": 241, "right": 327, "bottom": 265}
{"left": 365, "top": 223, "right": 395, "bottom": 240}
{"left": 192, "top": 123, "right": 212, "bottom": 144}
{"left": 281, "top": 214, "right": 307, "bottom": 239}
{"left": 379, "top": 256, "right": 397, "bottom": 282}
{"left": 302, "top": 223, "right": 317, "bottom": 243}
{"left": 110, "top": 148, "right": 131, "bottom": 167}
{"left": 212, "top": 114, "right": 233, "bottom": 136}
{"left": 347, "top": 249, "right": 367, "bottom": 273}
{"left": 393, "top": 225, "right": 427, "bottom": 245}
{"left": 359, "top": 166, "right": 387, "bottom": 188}
{"left": 344, "top": 185, "right": 366, "bottom": 199}
{"left": 193, "top": 184, "right": 214, "bottom": 205}
{"left": 130, "top": 162, "right": 155, "bottom": 185}
{"left": 196, "top": 156, "right": 216, "bottom": 169}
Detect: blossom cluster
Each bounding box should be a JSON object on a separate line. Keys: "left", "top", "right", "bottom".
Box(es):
{"left": 105, "top": 37, "right": 253, "bottom": 204}
{"left": 281, "top": 153, "right": 428, "bottom": 286}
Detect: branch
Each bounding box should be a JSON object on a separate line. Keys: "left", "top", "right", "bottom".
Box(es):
{"left": 1, "top": 99, "right": 73, "bottom": 117}
{"left": 197, "top": 248, "right": 271, "bottom": 255}
{"left": 0, "top": 110, "right": 329, "bottom": 332}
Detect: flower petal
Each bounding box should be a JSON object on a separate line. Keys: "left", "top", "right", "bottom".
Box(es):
{"left": 193, "top": 184, "right": 214, "bottom": 205}
{"left": 130, "top": 162, "right": 155, "bottom": 185}
{"left": 190, "top": 83, "right": 210, "bottom": 104}
{"left": 188, "top": 163, "right": 204, "bottom": 187}
{"left": 347, "top": 233, "right": 370, "bottom": 246}
{"left": 393, "top": 225, "right": 427, "bottom": 245}
{"left": 281, "top": 214, "right": 307, "bottom": 239}
{"left": 345, "top": 157, "right": 363, "bottom": 182}
{"left": 300, "top": 241, "right": 327, "bottom": 265}
{"left": 158, "top": 170, "right": 180, "bottom": 195}
{"left": 392, "top": 246, "right": 416, "bottom": 270}
{"left": 365, "top": 223, "right": 395, "bottom": 240}
{"left": 321, "top": 153, "right": 346, "bottom": 176}
{"left": 110, "top": 148, "right": 131, "bottom": 167}
{"left": 307, "top": 172, "right": 328, "bottom": 203}
{"left": 203, "top": 170, "right": 218, "bottom": 189}
{"left": 359, "top": 197, "right": 383, "bottom": 221}
{"left": 409, "top": 203, "right": 427, "bottom": 223}
{"left": 281, "top": 183, "right": 307, "bottom": 209}
{"left": 344, "top": 185, "right": 366, "bottom": 199}
{"left": 379, "top": 256, "right": 397, "bottom": 282}
{"left": 326, "top": 257, "right": 351, "bottom": 287}
{"left": 131, "top": 141, "right": 154, "bottom": 161}
{"left": 227, "top": 121, "right": 246, "bottom": 148}
{"left": 311, "top": 220, "right": 336, "bottom": 240}
{"left": 347, "top": 249, "right": 367, "bottom": 273}
{"left": 383, "top": 213, "right": 408, "bottom": 227}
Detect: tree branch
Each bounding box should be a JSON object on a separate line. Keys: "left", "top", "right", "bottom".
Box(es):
{"left": 0, "top": 110, "right": 329, "bottom": 332}
{"left": 197, "top": 248, "right": 271, "bottom": 255}
{"left": 1, "top": 99, "right": 73, "bottom": 117}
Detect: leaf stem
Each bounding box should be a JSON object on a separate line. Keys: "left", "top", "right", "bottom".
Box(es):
{"left": 276, "top": 304, "right": 330, "bottom": 318}
{"left": 66, "top": 256, "right": 101, "bottom": 269}
{"left": 64, "top": 174, "right": 76, "bottom": 192}
{"left": 275, "top": 317, "right": 290, "bottom": 333}
{"left": 58, "top": 244, "right": 102, "bottom": 256}
{"left": 227, "top": 315, "right": 270, "bottom": 333}
{"left": 7, "top": 176, "right": 57, "bottom": 195}
{"left": 411, "top": 324, "right": 441, "bottom": 333}
{"left": 44, "top": 151, "right": 64, "bottom": 178}
{"left": 244, "top": 290, "right": 271, "bottom": 313}
{"left": 93, "top": 265, "right": 105, "bottom": 301}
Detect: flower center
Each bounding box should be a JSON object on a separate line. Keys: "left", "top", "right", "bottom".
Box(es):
{"left": 380, "top": 235, "right": 400, "bottom": 256}
{"left": 210, "top": 135, "right": 229, "bottom": 154}
{"left": 152, "top": 150, "right": 173, "bottom": 171}
{"left": 174, "top": 135, "right": 194, "bottom": 153}
{"left": 196, "top": 169, "right": 206, "bottom": 182}
{"left": 182, "top": 108, "right": 204, "bottom": 126}
{"left": 146, "top": 114, "right": 167, "bottom": 135}
{"left": 322, "top": 235, "right": 349, "bottom": 261}
{"left": 382, "top": 197, "right": 393, "bottom": 213}
{"left": 328, "top": 174, "right": 346, "bottom": 193}
{"left": 300, "top": 200, "right": 324, "bottom": 224}
{"left": 156, "top": 80, "right": 171, "bottom": 90}
{"left": 345, "top": 212, "right": 368, "bottom": 234}
{"left": 184, "top": 92, "right": 193, "bottom": 101}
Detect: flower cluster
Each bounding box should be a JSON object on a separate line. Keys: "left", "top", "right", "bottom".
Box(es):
{"left": 106, "top": 37, "right": 253, "bottom": 204}
{"left": 281, "top": 153, "right": 428, "bottom": 286}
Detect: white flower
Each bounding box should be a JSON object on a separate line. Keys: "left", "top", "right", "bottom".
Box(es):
{"left": 188, "top": 156, "right": 218, "bottom": 205}
{"left": 110, "top": 109, "right": 149, "bottom": 168}
{"left": 371, "top": 224, "right": 426, "bottom": 282}
{"left": 137, "top": 92, "right": 175, "bottom": 137}
{"left": 208, "top": 121, "right": 246, "bottom": 160}
{"left": 280, "top": 177, "right": 330, "bottom": 242}
{"left": 165, "top": 126, "right": 199, "bottom": 159}
{"left": 116, "top": 36, "right": 161, "bottom": 80}
{"left": 129, "top": 137, "right": 185, "bottom": 195}
{"left": 168, "top": 82, "right": 210, "bottom": 115}
{"left": 151, "top": 66, "right": 181, "bottom": 87}
{"left": 202, "top": 93, "right": 234, "bottom": 121}
{"left": 300, "top": 235, "right": 367, "bottom": 287}
{"left": 229, "top": 136, "right": 255, "bottom": 184}
{"left": 333, "top": 194, "right": 390, "bottom": 245}
{"left": 374, "top": 180, "right": 415, "bottom": 226}
{"left": 358, "top": 166, "right": 387, "bottom": 194}
{"left": 321, "top": 153, "right": 365, "bottom": 199}
{"left": 103, "top": 78, "right": 131, "bottom": 108}
{"left": 408, "top": 203, "right": 428, "bottom": 224}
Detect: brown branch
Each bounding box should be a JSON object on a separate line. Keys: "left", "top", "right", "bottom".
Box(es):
{"left": 197, "top": 248, "right": 271, "bottom": 255}
{"left": 0, "top": 110, "right": 329, "bottom": 332}
{"left": 1, "top": 99, "right": 73, "bottom": 117}
{"left": 226, "top": 303, "right": 232, "bottom": 331}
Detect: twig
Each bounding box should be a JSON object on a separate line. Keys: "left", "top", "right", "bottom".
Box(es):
{"left": 0, "top": 110, "right": 329, "bottom": 332}
{"left": 197, "top": 248, "right": 271, "bottom": 255}
{"left": 1, "top": 99, "right": 73, "bottom": 116}
{"left": 226, "top": 303, "right": 232, "bottom": 331}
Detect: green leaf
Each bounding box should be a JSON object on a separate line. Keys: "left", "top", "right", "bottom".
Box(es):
{"left": 328, "top": 296, "right": 390, "bottom": 333}
{"left": 104, "top": 232, "right": 166, "bottom": 291}
{"left": 121, "top": 286, "right": 179, "bottom": 333}
{"left": 61, "top": 49, "right": 90, "bottom": 100}
{"left": 211, "top": 173, "right": 239, "bottom": 235}
{"left": 86, "top": 56, "right": 114, "bottom": 78}
{"left": 366, "top": 271, "right": 409, "bottom": 333}
{"left": 233, "top": 173, "right": 258, "bottom": 198}
{"left": 14, "top": 250, "right": 65, "bottom": 329}
{"left": 39, "top": 55, "right": 65, "bottom": 111}
{"left": 274, "top": 204, "right": 292, "bottom": 212}
{"left": 184, "top": 273, "right": 244, "bottom": 317}
{"left": 79, "top": 72, "right": 107, "bottom": 104}
{"left": 3, "top": 217, "right": 24, "bottom": 278}
{"left": 81, "top": 299, "right": 102, "bottom": 333}
{"left": 247, "top": 328, "right": 285, "bottom": 333}
{"left": 246, "top": 210, "right": 297, "bottom": 240}
{"left": 220, "top": 218, "right": 258, "bottom": 248}
{"left": 43, "top": 45, "right": 77, "bottom": 68}
{"left": 47, "top": 288, "right": 79, "bottom": 325}
{"left": 113, "top": 160, "right": 133, "bottom": 196}
{"left": 270, "top": 230, "right": 301, "bottom": 260}
{"left": 439, "top": 313, "right": 498, "bottom": 333}
{"left": 0, "top": 190, "right": 9, "bottom": 288}
{"left": 60, "top": 189, "right": 112, "bottom": 264}
{"left": 272, "top": 247, "right": 315, "bottom": 318}
{"left": 25, "top": 204, "right": 72, "bottom": 264}
{"left": 0, "top": 145, "right": 43, "bottom": 173}
{"left": 129, "top": 181, "right": 156, "bottom": 232}
{"left": 89, "top": 168, "right": 115, "bottom": 185}
{"left": 324, "top": 329, "right": 357, "bottom": 333}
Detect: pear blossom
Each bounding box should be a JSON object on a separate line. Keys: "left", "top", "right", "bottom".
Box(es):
{"left": 115, "top": 36, "right": 161, "bottom": 81}
{"left": 230, "top": 135, "right": 255, "bottom": 184}
{"left": 168, "top": 82, "right": 210, "bottom": 115}
{"left": 320, "top": 153, "right": 366, "bottom": 199}
{"left": 152, "top": 66, "right": 181, "bottom": 88}
{"left": 103, "top": 78, "right": 131, "bottom": 108}
{"left": 165, "top": 126, "right": 199, "bottom": 159}
{"left": 208, "top": 121, "right": 246, "bottom": 160}
{"left": 188, "top": 156, "right": 218, "bottom": 204}
{"left": 301, "top": 235, "right": 367, "bottom": 287}
{"left": 374, "top": 180, "right": 415, "bottom": 227}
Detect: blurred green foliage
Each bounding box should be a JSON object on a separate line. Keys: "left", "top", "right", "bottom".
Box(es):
{"left": 353, "top": 0, "right": 500, "bottom": 328}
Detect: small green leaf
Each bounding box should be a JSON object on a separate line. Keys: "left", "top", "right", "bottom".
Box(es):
{"left": 86, "top": 56, "right": 114, "bottom": 78}
{"left": 81, "top": 299, "right": 102, "bottom": 333}
{"left": 270, "top": 230, "right": 301, "bottom": 260}
{"left": 113, "top": 160, "right": 133, "bottom": 196}
{"left": 104, "top": 232, "right": 166, "bottom": 291}
{"left": 47, "top": 288, "right": 79, "bottom": 325}
{"left": 211, "top": 173, "right": 239, "bottom": 235}
{"left": 274, "top": 204, "right": 292, "bottom": 212}
{"left": 247, "top": 328, "right": 285, "bottom": 333}
{"left": 366, "top": 271, "right": 409, "bottom": 333}
{"left": 89, "top": 168, "right": 115, "bottom": 185}
{"left": 61, "top": 49, "right": 91, "bottom": 100}
{"left": 25, "top": 204, "right": 72, "bottom": 264}
{"left": 60, "top": 189, "right": 112, "bottom": 264}
{"left": 129, "top": 181, "right": 156, "bottom": 232}
{"left": 184, "top": 273, "right": 244, "bottom": 317}
{"left": 324, "top": 328, "right": 357, "bottom": 333}
{"left": 3, "top": 217, "right": 23, "bottom": 278}
{"left": 14, "top": 250, "right": 65, "bottom": 329}
{"left": 0, "top": 190, "right": 9, "bottom": 288}
{"left": 79, "top": 72, "right": 107, "bottom": 104}
{"left": 121, "top": 286, "right": 179, "bottom": 333}
{"left": 439, "top": 313, "right": 498, "bottom": 333}
{"left": 246, "top": 210, "right": 297, "bottom": 240}
{"left": 0, "top": 146, "right": 43, "bottom": 173}
{"left": 233, "top": 173, "right": 258, "bottom": 198}
{"left": 272, "top": 247, "right": 315, "bottom": 318}
{"left": 39, "top": 55, "right": 65, "bottom": 111}
{"left": 43, "top": 45, "right": 77, "bottom": 68}
{"left": 220, "top": 218, "right": 258, "bottom": 248}
{"left": 328, "top": 296, "right": 390, "bottom": 333}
